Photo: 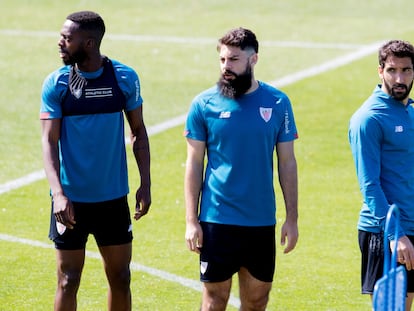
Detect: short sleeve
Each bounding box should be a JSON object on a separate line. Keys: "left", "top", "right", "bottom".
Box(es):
{"left": 40, "top": 69, "right": 69, "bottom": 119}
{"left": 184, "top": 98, "right": 207, "bottom": 141}
{"left": 112, "top": 60, "right": 143, "bottom": 112}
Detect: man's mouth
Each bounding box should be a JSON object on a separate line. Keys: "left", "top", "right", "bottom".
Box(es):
{"left": 59, "top": 50, "right": 68, "bottom": 58}
{"left": 393, "top": 84, "right": 407, "bottom": 92}
{"left": 223, "top": 71, "right": 236, "bottom": 80}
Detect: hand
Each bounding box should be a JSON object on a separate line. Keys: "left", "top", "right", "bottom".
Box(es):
{"left": 390, "top": 235, "right": 414, "bottom": 270}
{"left": 280, "top": 220, "right": 298, "bottom": 254}
{"left": 53, "top": 193, "right": 76, "bottom": 229}
{"left": 134, "top": 185, "right": 151, "bottom": 220}
{"left": 185, "top": 221, "right": 203, "bottom": 254}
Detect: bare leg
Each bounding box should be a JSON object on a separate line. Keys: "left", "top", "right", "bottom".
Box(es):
{"left": 238, "top": 267, "right": 272, "bottom": 311}
{"left": 406, "top": 292, "right": 414, "bottom": 311}
{"left": 99, "top": 243, "right": 132, "bottom": 311}
{"left": 54, "top": 249, "right": 85, "bottom": 311}
{"left": 201, "top": 278, "right": 232, "bottom": 311}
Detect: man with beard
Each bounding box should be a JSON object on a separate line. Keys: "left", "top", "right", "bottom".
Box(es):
{"left": 184, "top": 27, "right": 299, "bottom": 310}
{"left": 40, "top": 11, "right": 151, "bottom": 311}
{"left": 349, "top": 39, "right": 414, "bottom": 310}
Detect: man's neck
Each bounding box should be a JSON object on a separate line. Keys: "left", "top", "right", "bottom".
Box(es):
{"left": 245, "top": 79, "right": 259, "bottom": 95}
{"left": 76, "top": 54, "right": 103, "bottom": 72}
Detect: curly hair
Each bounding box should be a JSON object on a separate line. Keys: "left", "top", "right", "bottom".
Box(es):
{"left": 378, "top": 40, "right": 414, "bottom": 68}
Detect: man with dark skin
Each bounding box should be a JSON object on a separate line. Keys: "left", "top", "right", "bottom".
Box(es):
{"left": 40, "top": 11, "right": 151, "bottom": 311}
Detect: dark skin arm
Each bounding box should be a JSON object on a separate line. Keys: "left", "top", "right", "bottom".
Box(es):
{"left": 40, "top": 118, "right": 76, "bottom": 229}
{"left": 125, "top": 106, "right": 151, "bottom": 220}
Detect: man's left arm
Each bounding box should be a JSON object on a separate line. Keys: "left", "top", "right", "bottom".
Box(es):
{"left": 125, "top": 106, "right": 151, "bottom": 220}
{"left": 276, "top": 140, "right": 298, "bottom": 253}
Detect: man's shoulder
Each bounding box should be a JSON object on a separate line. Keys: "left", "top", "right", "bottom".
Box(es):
{"left": 44, "top": 65, "right": 70, "bottom": 84}
{"left": 199, "top": 85, "right": 219, "bottom": 96}
{"left": 109, "top": 58, "right": 138, "bottom": 76}
{"left": 258, "top": 81, "right": 288, "bottom": 98}
{"left": 192, "top": 85, "right": 220, "bottom": 103}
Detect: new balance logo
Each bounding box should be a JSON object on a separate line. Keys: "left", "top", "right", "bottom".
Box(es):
{"left": 395, "top": 126, "right": 403, "bottom": 133}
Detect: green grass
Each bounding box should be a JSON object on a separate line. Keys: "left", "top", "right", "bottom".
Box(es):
{"left": 1, "top": 0, "right": 414, "bottom": 310}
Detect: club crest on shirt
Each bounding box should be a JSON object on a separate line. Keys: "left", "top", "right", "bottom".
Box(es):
{"left": 260, "top": 107, "right": 272, "bottom": 122}
{"left": 73, "top": 88, "right": 82, "bottom": 99}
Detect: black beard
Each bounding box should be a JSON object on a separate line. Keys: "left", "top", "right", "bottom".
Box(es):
{"left": 384, "top": 80, "right": 413, "bottom": 101}
{"left": 217, "top": 68, "right": 252, "bottom": 99}
{"left": 62, "top": 48, "right": 88, "bottom": 66}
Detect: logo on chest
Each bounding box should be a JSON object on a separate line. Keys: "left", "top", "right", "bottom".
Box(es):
{"left": 260, "top": 107, "right": 272, "bottom": 122}
{"left": 73, "top": 89, "right": 82, "bottom": 99}
{"left": 219, "top": 111, "right": 231, "bottom": 119}
{"left": 85, "top": 87, "right": 114, "bottom": 99}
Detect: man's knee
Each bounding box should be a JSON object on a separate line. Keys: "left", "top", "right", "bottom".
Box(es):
{"left": 241, "top": 294, "right": 269, "bottom": 311}
{"left": 58, "top": 270, "right": 82, "bottom": 293}
{"left": 201, "top": 282, "right": 231, "bottom": 311}
{"left": 106, "top": 266, "right": 131, "bottom": 290}
{"left": 201, "top": 294, "right": 229, "bottom": 311}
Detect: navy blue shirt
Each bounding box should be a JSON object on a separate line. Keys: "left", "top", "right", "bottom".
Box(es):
{"left": 40, "top": 58, "right": 142, "bottom": 202}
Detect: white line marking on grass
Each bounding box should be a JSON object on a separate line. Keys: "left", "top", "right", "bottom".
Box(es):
{"left": 0, "top": 170, "right": 46, "bottom": 195}
{"left": 146, "top": 114, "right": 187, "bottom": 136}
{"left": 0, "top": 233, "right": 241, "bottom": 308}
{"left": 0, "top": 29, "right": 365, "bottom": 50}
{"left": 270, "top": 41, "right": 383, "bottom": 87}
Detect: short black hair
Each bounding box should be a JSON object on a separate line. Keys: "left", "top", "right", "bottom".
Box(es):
{"left": 378, "top": 39, "right": 414, "bottom": 69}
{"left": 66, "top": 11, "right": 105, "bottom": 46}
{"left": 217, "top": 27, "right": 259, "bottom": 54}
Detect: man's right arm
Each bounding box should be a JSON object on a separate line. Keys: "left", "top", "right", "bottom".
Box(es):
{"left": 40, "top": 118, "right": 75, "bottom": 228}
{"left": 184, "top": 138, "right": 205, "bottom": 254}
{"left": 41, "top": 119, "right": 62, "bottom": 196}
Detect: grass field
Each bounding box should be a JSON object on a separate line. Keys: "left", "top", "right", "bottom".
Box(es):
{"left": 2, "top": 0, "right": 414, "bottom": 310}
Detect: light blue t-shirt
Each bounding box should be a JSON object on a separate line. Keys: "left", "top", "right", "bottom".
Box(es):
{"left": 40, "top": 59, "right": 142, "bottom": 202}
{"left": 349, "top": 85, "right": 414, "bottom": 238}
{"left": 185, "top": 81, "right": 298, "bottom": 226}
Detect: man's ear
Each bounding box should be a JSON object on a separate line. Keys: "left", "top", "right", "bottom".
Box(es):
{"left": 378, "top": 65, "right": 384, "bottom": 80}
{"left": 250, "top": 53, "right": 258, "bottom": 66}
{"left": 85, "top": 38, "right": 95, "bottom": 49}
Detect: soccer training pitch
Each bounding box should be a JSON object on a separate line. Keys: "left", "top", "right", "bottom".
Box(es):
{"left": 1, "top": 0, "right": 414, "bottom": 310}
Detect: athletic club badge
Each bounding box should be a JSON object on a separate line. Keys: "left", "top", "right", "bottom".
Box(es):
{"left": 73, "top": 88, "right": 82, "bottom": 99}
{"left": 200, "top": 261, "right": 208, "bottom": 274}
{"left": 56, "top": 222, "right": 66, "bottom": 235}
{"left": 260, "top": 107, "right": 272, "bottom": 122}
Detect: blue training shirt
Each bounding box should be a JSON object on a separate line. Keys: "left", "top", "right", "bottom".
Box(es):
{"left": 349, "top": 85, "right": 414, "bottom": 238}
{"left": 185, "top": 81, "right": 298, "bottom": 226}
{"left": 40, "top": 59, "right": 142, "bottom": 202}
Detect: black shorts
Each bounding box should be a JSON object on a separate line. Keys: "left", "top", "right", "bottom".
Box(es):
{"left": 359, "top": 230, "right": 414, "bottom": 293}
{"left": 49, "top": 196, "right": 133, "bottom": 250}
{"left": 199, "top": 222, "right": 276, "bottom": 283}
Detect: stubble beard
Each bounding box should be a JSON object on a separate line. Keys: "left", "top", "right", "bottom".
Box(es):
{"left": 62, "top": 48, "right": 88, "bottom": 66}
{"left": 383, "top": 80, "right": 413, "bottom": 101}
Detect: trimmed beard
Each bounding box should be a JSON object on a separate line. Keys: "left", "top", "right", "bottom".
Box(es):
{"left": 217, "top": 65, "right": 252, "bottom": 99}
{"left": 383, "top": 80, "right": 413, "bottom": 102}
{"left": 62, "top": 48, "right": 88, "bottom": 66}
